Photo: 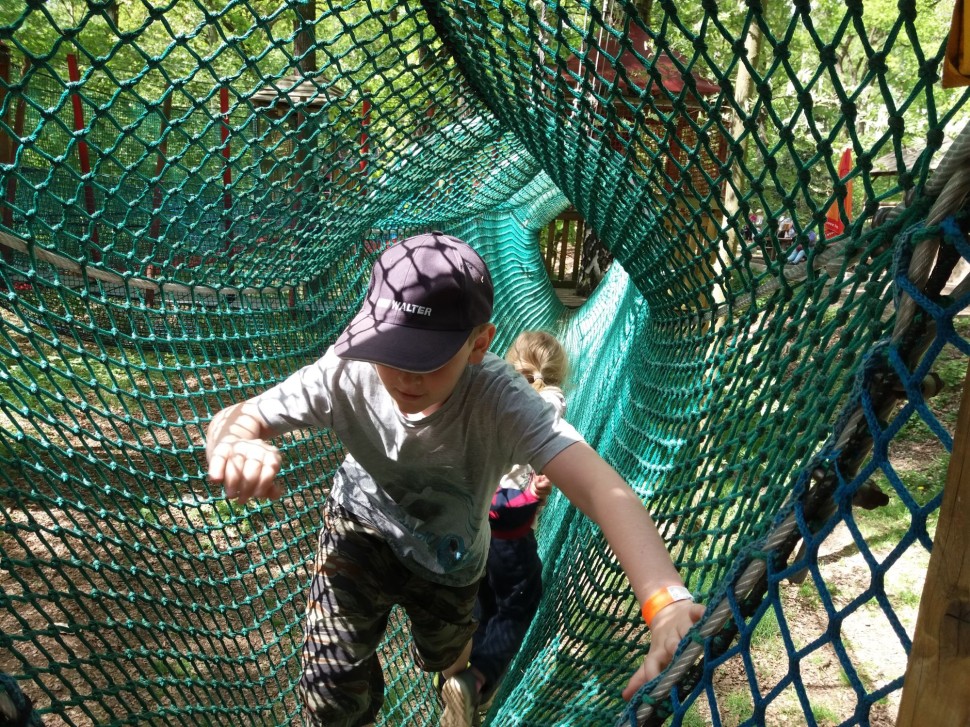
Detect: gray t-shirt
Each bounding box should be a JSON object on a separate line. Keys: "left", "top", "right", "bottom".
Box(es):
{"left": 252, "top": 348, "right": 583, "bottom": 586}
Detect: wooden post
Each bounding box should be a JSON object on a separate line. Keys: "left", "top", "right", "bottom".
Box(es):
{"left": 557, "top": 220, "right": 569, "bottom": 281}
{"left": 573, "top": 219, "right": 585, "bottom": 284}
{"left": 544, "top": 221, "right": 555, "bottom": 274}
{"left": 896, "top": 360, "right": 970, "bottom": 725}
{"left": 288, "top": 104, "right": 305, "bottom": 313}
{"left": 5, "top": 58, "right": 28, "bottom": 233}
{"left": 149, "top": 92, "right": 172, "bottom": 246}
{"left": 220, "top": 86, "right": 233, "bottom": 253}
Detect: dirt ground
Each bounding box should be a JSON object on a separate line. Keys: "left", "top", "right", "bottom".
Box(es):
{"left": 700, "top": 521, "right": 925, "bottom": 726}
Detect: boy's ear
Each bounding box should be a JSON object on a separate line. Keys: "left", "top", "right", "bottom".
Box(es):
{"left": 468, "top": 324, "right": 496, "bottom": 364}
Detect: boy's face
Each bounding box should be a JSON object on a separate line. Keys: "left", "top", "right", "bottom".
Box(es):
{"left": 374, "top": 324, "right": 495, "bottom": 416}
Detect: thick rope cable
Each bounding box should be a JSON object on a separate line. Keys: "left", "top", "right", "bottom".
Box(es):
{"left": 0, "top": 674, "right": 43, "bottom": 727}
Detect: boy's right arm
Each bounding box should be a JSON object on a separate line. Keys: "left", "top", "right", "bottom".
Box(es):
{"left": 206, "top": 401, "right": 284, "bottom": 504}
{"left": 542, "top": 442, "right": 705, "bottom": 697}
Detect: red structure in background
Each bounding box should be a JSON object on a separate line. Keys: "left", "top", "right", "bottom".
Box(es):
{"left": 562, "top": 22, "right": 724, "bottom": 198}
{"left": 67, "top": 54, "right": 101, "bottom": 262}
{"left": 565, "top": 22, "right": 720, "bottom": 99}
{"left": 0, "top": 41, "right": 28, "bottom": 267}
{"left": 824, "top": 148, "right": 854, "bottom": 238}
{"left": 359, "top": 98, "right": 371, "bottom": 175}
{"left": 545, "top": 23, "right": 725, "bottom": 294}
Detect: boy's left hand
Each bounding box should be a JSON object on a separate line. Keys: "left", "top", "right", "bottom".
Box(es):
{"left": 621, "top": 599, "right": 705, "bottom": 700}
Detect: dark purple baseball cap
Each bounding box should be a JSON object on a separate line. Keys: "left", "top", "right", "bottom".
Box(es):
{"left": 334, "top": 232, "right": 494, "bottom": 373}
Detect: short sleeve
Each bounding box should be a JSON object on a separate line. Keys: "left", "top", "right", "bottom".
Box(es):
{"left": 252, "top": 348, "right": 339, "bottom": 432}
{"left": 539, "top": 386, "right": 567, "bottom": 418}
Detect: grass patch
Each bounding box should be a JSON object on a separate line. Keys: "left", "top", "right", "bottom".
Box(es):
{"left": 812, "top": 704, "right": 841, "bottom": 724}
{"left": 797, "top": 581, "right": 820, "bottom": 605}
{"left": 681, "top": 705, "right": 709, "bottom": 727}
{"left": 894, "top": 587, "right": 922, "bottom": 609}
{"left": 722, "top": 689, "right": 754, "bottom": 725}
{"left": 750, "top": 608, "right": 781, "bottom": 649}
{"left": 860, "top": 453, "right": 948, "bottom": 542}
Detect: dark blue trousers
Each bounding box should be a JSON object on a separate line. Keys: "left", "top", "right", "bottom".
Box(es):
{"left": 470, "top": 531, "right": 543, "bottom": 696}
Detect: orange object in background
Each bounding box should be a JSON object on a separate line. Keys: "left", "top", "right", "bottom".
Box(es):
{"left": 943, "top": 0, "right": 970, "bottom": 87}
{"left": 824, "top": 148, "right": 853, "bottom": 239}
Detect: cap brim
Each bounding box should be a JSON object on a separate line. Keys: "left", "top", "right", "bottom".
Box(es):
{"left": 334, "top": 309, "right": 473, "bottom": 373}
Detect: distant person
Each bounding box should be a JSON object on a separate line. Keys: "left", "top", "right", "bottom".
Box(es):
{"left": 576, "top": 229, "right": 613, "bottom": 297}
{"left": 777, "top": 218, "right": 794, "bottom": 244}
{"left": 787, "top": 230, "right": 816, "bottom": 264}
{"left": 742, "top": 212, "right": 760, "bottom": 242}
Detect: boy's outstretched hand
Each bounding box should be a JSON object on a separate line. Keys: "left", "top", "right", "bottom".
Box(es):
{"left": 621, "top": 599, "right": 706, "bottom": 701}
{"left": 207, "top": 436, "right": 283, "bottom": 504}
{"left": 206, "top": 403, "right": 283, "bottom": 505}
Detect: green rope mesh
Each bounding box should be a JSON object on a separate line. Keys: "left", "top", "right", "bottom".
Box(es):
{"left": 1, "top": 0, "right": 969, "bottom": 725}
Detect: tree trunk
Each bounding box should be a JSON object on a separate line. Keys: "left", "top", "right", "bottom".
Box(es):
{"left": 633, "top": 0, "right": 653, "bottom": 25}
{"left": 294, "top": 0, "right": 317, "bottom": 74}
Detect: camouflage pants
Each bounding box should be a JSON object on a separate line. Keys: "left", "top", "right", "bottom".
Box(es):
{"left": 300, "top": 499, "right": 479, "bottom": 727}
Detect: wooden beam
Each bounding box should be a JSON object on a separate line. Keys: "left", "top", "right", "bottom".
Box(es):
{"left": 572, "top": 220, "right": 585, "bottom": 284}
{"left": 557, "top": 221, "right": 568, "bottom": 280}
{"left": 557, "top": 206, "right": 583, "bottom": 221}
{"left": 544, "top": 221, "right": 555, "bottom": 274}
{"left": 896, "top": 360, "right": 970, "bottom": 726}
{"left": 0, "top": 228, "right": 293, "bottom": 300}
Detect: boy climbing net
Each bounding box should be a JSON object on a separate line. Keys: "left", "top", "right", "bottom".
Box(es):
{"left": 204, "top": 233, "right": 704, "bottom": 727}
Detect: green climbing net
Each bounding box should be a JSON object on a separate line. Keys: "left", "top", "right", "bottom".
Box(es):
{"left": 1, "top": 0, "right": 969, "bottom": 724}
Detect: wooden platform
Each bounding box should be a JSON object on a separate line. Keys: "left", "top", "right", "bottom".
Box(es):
{"left": 554, "top": 288, "right": 588, "bottom": 308}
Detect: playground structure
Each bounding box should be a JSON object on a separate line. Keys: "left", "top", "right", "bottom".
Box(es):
{"left": 1, "top": 1, "right": 969, "bottom": 725}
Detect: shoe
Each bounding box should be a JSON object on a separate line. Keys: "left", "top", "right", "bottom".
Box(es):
{"left": 474, "top": 679, "right": 505, "bottom": 725}
{"left": 431, "top": 668, "right": 460, "bottom": 701}
{"left": 440, "top": 669, "right": 480, "bottom": 727}
{"left": 475, "top": 696, "right": 493, "bottom": 725}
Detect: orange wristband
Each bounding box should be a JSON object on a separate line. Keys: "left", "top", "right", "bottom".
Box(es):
{"left": 641, "top": 585, "right": 693, "bottom": 628}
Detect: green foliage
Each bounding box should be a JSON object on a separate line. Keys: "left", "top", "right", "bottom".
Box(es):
{"left": 650, "top": 0, "right": 969, "bottom": 221}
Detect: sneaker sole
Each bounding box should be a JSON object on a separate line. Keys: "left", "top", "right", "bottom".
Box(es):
{"left": 440, "top": 676, "right": 476, "bottom": 727}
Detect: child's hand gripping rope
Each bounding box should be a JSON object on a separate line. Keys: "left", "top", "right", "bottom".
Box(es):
{"left": 621, "top": 598, "right": 705, "bottom": 700}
